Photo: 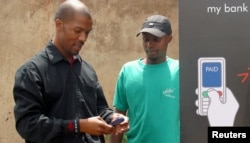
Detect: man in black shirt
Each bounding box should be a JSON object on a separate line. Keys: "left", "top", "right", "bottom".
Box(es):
{"left": 13, "top": 1, "right": 129, "bottom": 143}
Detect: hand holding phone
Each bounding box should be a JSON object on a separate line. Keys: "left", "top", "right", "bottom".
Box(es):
{"left": 198, "top": 57, "right": 226, "bottom": 116}
{"left": 109, "top": 117, "right": 124, "bottom": 126}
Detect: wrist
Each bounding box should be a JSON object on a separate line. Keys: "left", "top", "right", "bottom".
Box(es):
{"left": 74, "top": 119, "right": 79, "bottom": 133}
{"left": 79, "top": 119, "right": 87, "bottom": 133}
{"left": 65, "top": 119, "right": 80, "bottom": 133}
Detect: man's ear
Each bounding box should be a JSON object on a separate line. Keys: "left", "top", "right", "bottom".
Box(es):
{"left": 166, "top": 35, "right": 173, "bottom": 43}
{"left": 55, "top": 19, "right": 63, "bottom": 31}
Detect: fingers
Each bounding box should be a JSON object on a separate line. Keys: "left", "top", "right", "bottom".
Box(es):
{"left": 98, "top": 116, "right": 129, "bottom": 135}
{"left": 82, "top": 116, "right": 114, "bottom": 135}
{"left": 195, "top": 88, "right": 199, "bottom": 95}
{"left": 113, "top": 118, "right": 130, "bottom": 135}
{"left": 97, "top": 118, "right": 113, "bottom": 135}
{"left": 85, "top": 114, "right": 130, "bottom": 136}
{"left": 207, "top": 89, "right": 221, "bottom": 104}
{"left": 195, "top": 88, "right": 201, "bottom": 115}
{"left": 110, "top": 113, "right": 130, "bottom": 135}
{"left": 102, "top": 124, "right": 113, "bottom": 135}
{"left": 113, "top": 123, "right": 130, "bottom": 135}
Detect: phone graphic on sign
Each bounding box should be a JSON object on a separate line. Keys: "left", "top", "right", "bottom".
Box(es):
{"left": 198, "top": 57, "right": 226, "bottom": 116}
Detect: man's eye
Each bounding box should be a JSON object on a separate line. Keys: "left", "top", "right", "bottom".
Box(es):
{"left": 143, "top": 39, "right": 149, "bottom": 42}
{"left": 75, "top": 30, "right": 81, "bottom": 33}
{"left": 154, "top": 38, "right": 160, "bottom": 42}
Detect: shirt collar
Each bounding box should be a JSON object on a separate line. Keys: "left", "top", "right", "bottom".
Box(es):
{"left": 45, "top": 41, "right": 82, "bottom": 64}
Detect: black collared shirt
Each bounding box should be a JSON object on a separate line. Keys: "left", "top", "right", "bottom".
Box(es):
{"left": 13, "top": 41, "right": 113, "bottom": 143}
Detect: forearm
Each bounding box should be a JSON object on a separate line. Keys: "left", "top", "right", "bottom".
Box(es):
{"left": 15, "top": 110, "right": 79, "bottom": 143}
{"left": 14, "top": 86, "right": 79, "bottom": 142}
{"left": 110, "top": 109, "right": 128, "bottom": 143}
{"left": 110, "top": 133, "right": 124, "bottom": 143}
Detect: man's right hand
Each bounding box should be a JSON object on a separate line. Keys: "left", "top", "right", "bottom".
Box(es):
{"left": 79, "top": 116, "right": 113, "bottom": 135}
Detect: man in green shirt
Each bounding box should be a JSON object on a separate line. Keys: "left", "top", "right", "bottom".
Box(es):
{"left": 111, "top": 15, "right": 180, "bottom": 143}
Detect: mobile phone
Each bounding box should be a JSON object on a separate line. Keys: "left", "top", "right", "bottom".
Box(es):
{"left": 109, "top": 117, "right": 124, "bottom": 126}
{"left": 198, "top": 57, "right": 226, "bottom": 116}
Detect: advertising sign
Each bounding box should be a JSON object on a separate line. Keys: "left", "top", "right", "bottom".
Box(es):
{"left": 179, "top": 0, "right": 250, "bottom": 142}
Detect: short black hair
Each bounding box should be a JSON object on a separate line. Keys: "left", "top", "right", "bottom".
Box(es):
{"left": 54, "top": 0, "right": 91, "bottom": 22}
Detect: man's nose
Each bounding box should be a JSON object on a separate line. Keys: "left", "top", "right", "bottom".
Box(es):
{"left": 79, "top": 32, "right": 88, "bottom": 42}
{"left": 147, "top": 41, "right": 154, "bottom": 48}
{"left": 147, "top": 41, "right": 150, "bottom": 47}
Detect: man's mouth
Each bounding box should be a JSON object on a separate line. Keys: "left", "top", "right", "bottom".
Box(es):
{"left": 147, "top": 50, "right": 157, "bottom": 53}
{"left": 74, "top": 42, "right": 84, "bottom": 49}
